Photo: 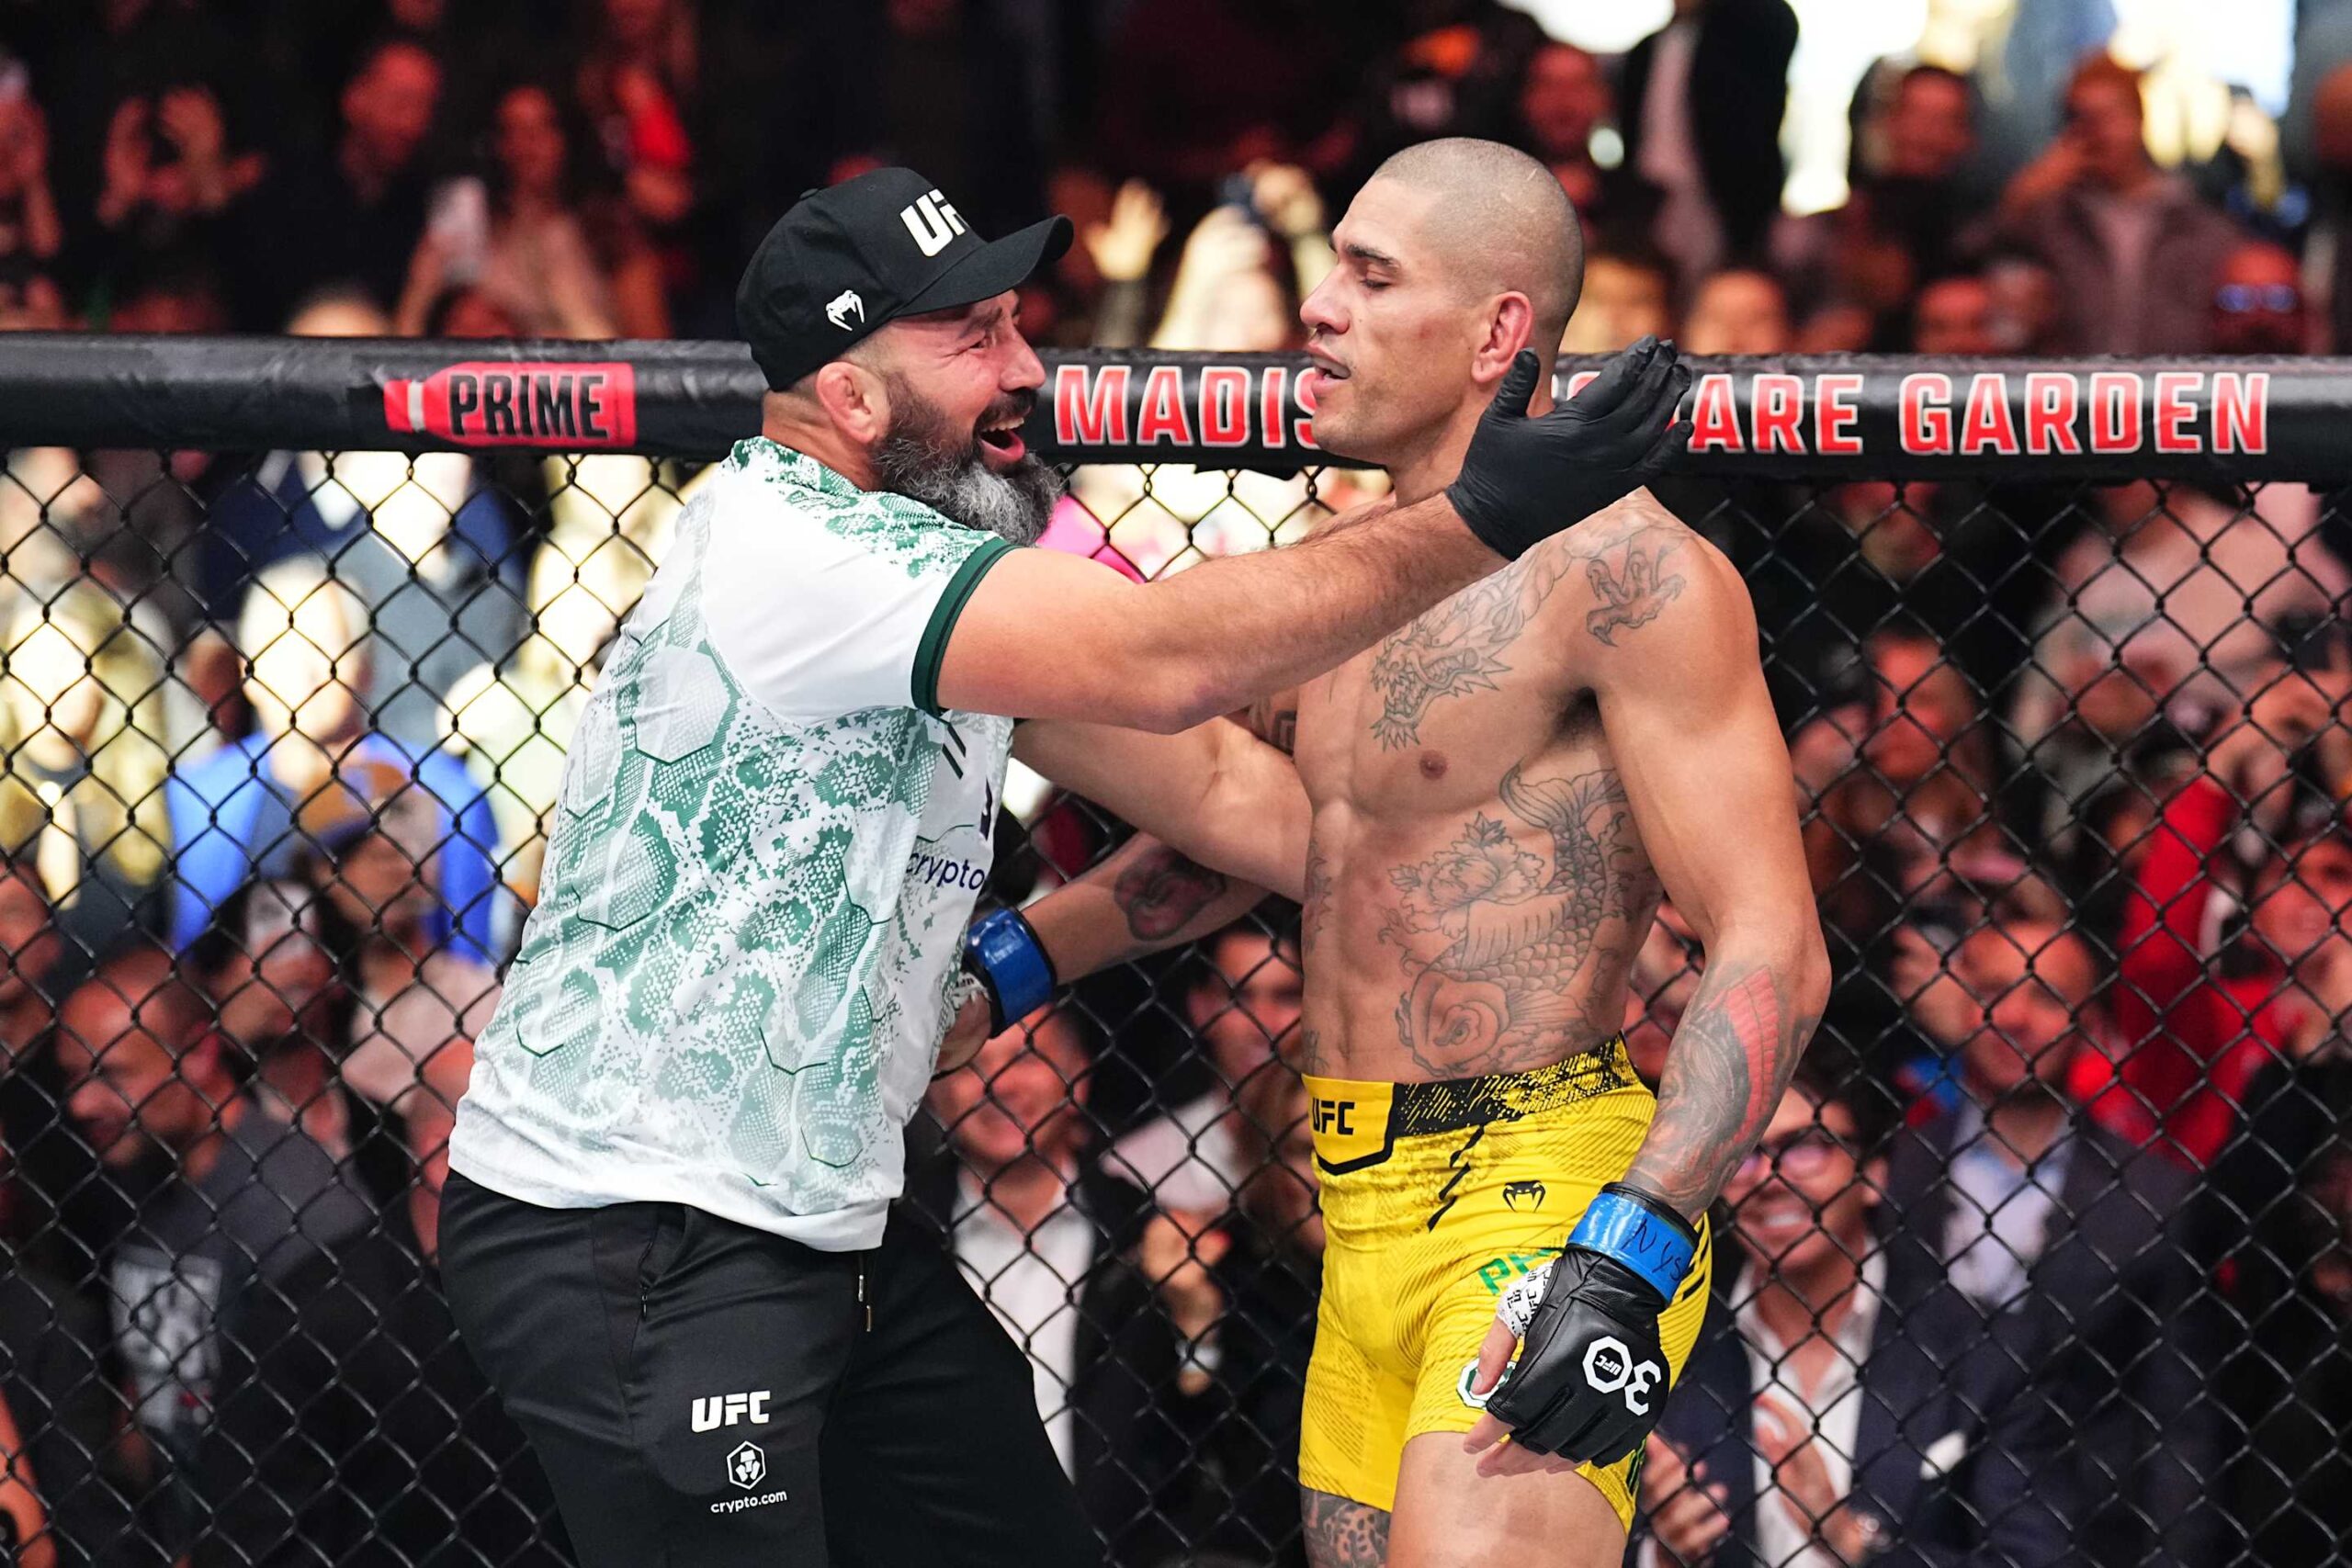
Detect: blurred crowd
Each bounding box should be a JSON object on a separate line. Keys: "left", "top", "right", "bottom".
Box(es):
{"left": 0, "top": 0, "right": 2348, "bottom": 1565}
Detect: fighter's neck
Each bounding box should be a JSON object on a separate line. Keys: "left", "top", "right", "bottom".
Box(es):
{"left": 1384, "top": 384, "right": 1555, "bottom": 510}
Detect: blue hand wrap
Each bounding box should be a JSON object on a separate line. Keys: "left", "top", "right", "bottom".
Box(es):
{"left": 965, "top": 908, "right": 1056, "bottom": 1029}
{"left": 1566, "top": 1183, "right": 1698, "bottom": 1303}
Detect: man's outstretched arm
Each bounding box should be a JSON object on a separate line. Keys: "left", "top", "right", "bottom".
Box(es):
{"left": 936, "top": 343, "right": 1690, "bottom": 731}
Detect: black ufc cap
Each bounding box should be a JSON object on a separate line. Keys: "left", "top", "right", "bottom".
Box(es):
{"left": 737, "top": 167, "right": 1073, "bottom": 390}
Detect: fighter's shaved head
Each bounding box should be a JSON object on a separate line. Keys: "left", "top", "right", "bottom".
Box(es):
{"left": 1366, "top": 138, "right": 1585, "bottom": 348}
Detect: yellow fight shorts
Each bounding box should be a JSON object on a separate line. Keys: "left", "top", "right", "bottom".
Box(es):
{"left": 1297, "top": 1039, "right": 1711, "bottom": 1529}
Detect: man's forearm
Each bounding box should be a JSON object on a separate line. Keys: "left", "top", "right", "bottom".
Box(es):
{"left": 1621, "top": 944, "right": 1826, "bottom": 1219}
{"left": 1133, "top": 495, "right": 1498, "bottom": 728}
{"left": 1024, "top": 837, "right": 1271, "bottom": 983}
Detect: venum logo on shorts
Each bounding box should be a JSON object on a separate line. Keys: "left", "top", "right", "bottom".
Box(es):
{"left": 1501, "top": 1179, "right": 1546, "bottom": 1212}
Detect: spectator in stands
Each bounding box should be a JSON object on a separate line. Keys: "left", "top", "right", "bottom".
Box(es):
{"left": 0, "top": 1071, "right": 122, "bottom": 1568}
{"left": 54, "top": 943, "right": 373, "bottom": 1555}
{"left": 232, "top": 37, "right": 442, "bottom": 327}
{"left": 200, "top": 293, "right": 526, "bottom": 663}
{"left": 0, "top": 581, "right": 174, "bottom": 972}
{"left": 1618, "top": 0, "right": 1799, "bottom": 291}
{"left": 0, "top": 73, "right": 62, "bottom": 278}
{"left": 1105, "top": 923, "right": 1302, "bottom": 1212}
{"left": 88, "top": 82, "right": 265, "bottom": 280}
{"left": 574, "top": 0, "right": 697, "bottom": 255}
{"left": 2095, "top": 655, "right": 2352, "bottom": 1168}
{"left": 2208, "top": 238, "right": 2312, "bottom": 354}
{"left": 441, "top": 534, "right": 638, "bottom": 903}
{"left": 1643, "top": 1066, "right": 2075, "bottom": 1566}
{"left": 1510, "top": 41, "right": 1649, "bottom": 241}
{"left": 308, "top": 776, "right": 499, "bottom": 1116}
{"left": 166, "top": 558, "right": 504, "bottom": 964}
{"left": 1888, "top": 916, "right": 2218, "bottom": 1566}
{"left": 1779, "top": 65, "right": 1984, "bottom": 329}
{"left": 396, "top": 81, "right": 665, "bottom": 339}
{"left": 1679, "top": 267, "right": 1792, "bottom": 355}
{"left": 1996, "top": 54, "right": 2245, "bottom": 354}
{"left": 915, "top": 1009, "right": 1183, "bottom": 1564}
{"left": 1911, "top": 271, "right": 1999, "bottom": 354}
{"left": 1097, "top": 0, "right": 1350, "bottom": 198}
{"left": 1340, "top": 2, "right": 1547, "bottom": 186}
{"left": 1561, "top": 244, "right": 1675, "bottom": 354}
{"left": 2211, "top": 1041, "right": 2352, "bottom": 1562}
{"left": 191, "top": 876, "right": 363, "bottom": 1160}
{"left": 194, "top": 1038, "right": 569, "bottom": 1567}
{"left": 2012, "top": 480, "right": 2351, "bottom": 836}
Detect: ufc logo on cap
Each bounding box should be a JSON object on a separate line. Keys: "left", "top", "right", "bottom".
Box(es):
{"left": 901, "top": 190, "right": 968, "bottom": 257}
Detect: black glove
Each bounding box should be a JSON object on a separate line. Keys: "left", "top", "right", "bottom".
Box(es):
{"left": 1444, "top": 338, "right": 1692, "bottom": 559}
{"left": 1485, "top": 1181, "right": 1697, "bottom": 1466}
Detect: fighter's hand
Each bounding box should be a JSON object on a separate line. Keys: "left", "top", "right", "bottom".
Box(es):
{"left": 1445, "top": 338, "right": 1691, "bottom": 559}
{"left": 1459, "top": 1183, "right": 1696, "bottom": 1469}
{"left": 934, "top": 988, "right": 993, "bottom": 1077}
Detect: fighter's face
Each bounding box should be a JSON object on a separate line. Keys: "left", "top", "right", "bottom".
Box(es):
{"left": 1298, "top": 180, "right": 1487, "bottom": 464}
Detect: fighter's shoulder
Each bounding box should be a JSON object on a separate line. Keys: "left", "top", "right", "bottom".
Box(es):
{"left": 1532, "top": 491, "right": 1753, "bottom": 659}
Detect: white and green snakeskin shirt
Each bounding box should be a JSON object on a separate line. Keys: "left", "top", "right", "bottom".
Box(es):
{"left": 452, "top": 438, "right": 1016, "bottom": 1249}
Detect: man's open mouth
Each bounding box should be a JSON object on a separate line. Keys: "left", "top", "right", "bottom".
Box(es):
{"left": 977, "top": 415, "right": 1027, "bottom": 470}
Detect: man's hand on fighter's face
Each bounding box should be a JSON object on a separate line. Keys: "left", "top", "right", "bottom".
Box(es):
{"left": 1445, "top": 337, "right": 1693, "bottom": 561}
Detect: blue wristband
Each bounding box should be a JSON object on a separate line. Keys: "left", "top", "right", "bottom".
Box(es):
{"left": 1567, "top": 1184, "right": 1698, "bottom": 1302}
{"left": 965, "top": 908, "right": 1056, "bottom": 1027}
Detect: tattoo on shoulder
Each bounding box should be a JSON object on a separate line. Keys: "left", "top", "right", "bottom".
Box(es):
{"left": 1364, "top": 547, "right": 1576, "bottom": 750}
{"left": 1582, "top": 538, "right": 1687, "bottom": 647}
{"left": 1113, "top": 846, "right": 1228, "bottom": 942}
{"left": 1302, "top": 1488, "right": 1389, "bottom": 1568}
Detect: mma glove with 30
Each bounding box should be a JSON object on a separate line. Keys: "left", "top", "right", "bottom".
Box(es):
{"left": 1481, "top": 1181, "right": 1698, "bottom": 1467}
{"left": 1445, "top": 337, "right": 1692, "bottom": 560}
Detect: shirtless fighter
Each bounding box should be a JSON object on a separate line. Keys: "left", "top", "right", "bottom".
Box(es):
{"left": 979, "top": 139, "right": 1828, "bottom": 1566}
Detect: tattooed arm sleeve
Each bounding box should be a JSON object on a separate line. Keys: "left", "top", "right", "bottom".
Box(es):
{"left": 1580, "top": 515, "right": 1831, "bottom": 1219}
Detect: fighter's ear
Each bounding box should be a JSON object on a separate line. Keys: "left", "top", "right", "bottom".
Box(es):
{"left": 1470, "top": 291, "right": 1538, "bottom": 389}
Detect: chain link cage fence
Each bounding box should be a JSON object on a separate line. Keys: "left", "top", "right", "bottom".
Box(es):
{"left": 0, "top": 339, "right": 2344, "bottom": 1568}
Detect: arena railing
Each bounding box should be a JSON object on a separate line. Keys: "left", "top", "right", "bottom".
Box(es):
{"left": 0, "top": 334, "right": 2343, "bottom": 1567}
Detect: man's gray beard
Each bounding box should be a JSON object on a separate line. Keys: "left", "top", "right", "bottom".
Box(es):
{"left": 873, "top": 393, "right": 1062, "bottom": 546}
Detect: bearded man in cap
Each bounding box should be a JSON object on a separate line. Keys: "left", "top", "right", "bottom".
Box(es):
{"left": 440, "top": 167, "right": 1689, "bottom": 1568}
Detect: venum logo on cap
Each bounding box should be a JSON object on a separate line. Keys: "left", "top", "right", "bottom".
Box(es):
{"left": 900, "top": 190, "right": 968, "bottom": 257}
{"left": 825, "top": 290, "right": 865, "bottom": 331}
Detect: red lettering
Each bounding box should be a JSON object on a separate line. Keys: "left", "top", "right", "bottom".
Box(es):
{"left": 1690, "top": 373, "right": 1742, "bottom": 453}
{"left": 1056, "top": 364, "right": 1127, "bottom": 446}
{"left": 1199, "top": 367, "right": 1249, "bottom": 446}
{"left": 1294, "top": 367, "right": 1320, "bottom": 448}
{"left": 1900, "top": 373, "right": 1953, "bottom": 455}
{"left": 2212, "top": 371, "right": 2269, "bottom": 455}
{"left": 2089, "top": 372, "right": 2143, "bottom": 453}
{"left": 1815, "top": 373, "right": 1862, "bottom": 456}
{"left": 1959, "top": 372, "right": 2019, "bottom": 457}
{"left": 2153, "top": 370, "right": 2201, "bottom": 455}
{"left": 2022, "top": 373, "right": 2082, "bottom": 455}
{"left": 1752, "top": 374, "right": 1804, "bottom": 454}
{"left": 1260, "top": 367, "right": 1286, "bottom": 449}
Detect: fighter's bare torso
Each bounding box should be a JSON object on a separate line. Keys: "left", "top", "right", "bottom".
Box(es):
{"left": 1278, "top": 495, "right": 1707, "bottom": 1084}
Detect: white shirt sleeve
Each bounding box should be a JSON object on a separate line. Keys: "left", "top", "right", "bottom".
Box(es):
{"left": 701, "top": 484, "right": 1012, "bottom": 722}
